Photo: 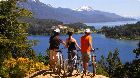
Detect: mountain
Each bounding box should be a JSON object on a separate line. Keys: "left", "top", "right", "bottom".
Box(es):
{"left": 74, "top": 6, "right": 93, "bottom": 11}
{"left": 135, "top": 17, "right": 140, "bottom": 21}
{"left": 18, "top": 0, "right": 135, "bottom": 23}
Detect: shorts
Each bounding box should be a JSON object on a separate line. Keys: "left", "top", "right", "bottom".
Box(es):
{"left": 82, "top": 52, "right": 90, "bottom": 63}
{"left": 49, "top": 50, "right": 58, "bottom": 62}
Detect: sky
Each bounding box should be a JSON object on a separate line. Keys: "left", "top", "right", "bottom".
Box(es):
{"left": 39, "top": 0, "right": 140, "bottom": 17}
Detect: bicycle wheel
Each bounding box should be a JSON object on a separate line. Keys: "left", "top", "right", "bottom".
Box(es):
{"left": 59, "top": 55, "right": 65, "bottom": 75}
{"left": 92, "top": 57, "right": 96, "bottom": 77}
{"left": 61, "top": 58, "right": 65, "bottom": 75}
{"left": 54, "top": 53, "right": 64, "bottom": 75}
{"left": 64, "top": 59, "right": 74, "bottom": 76}
{"left": 76, "top": 59, "right": 82, "bottom": 74}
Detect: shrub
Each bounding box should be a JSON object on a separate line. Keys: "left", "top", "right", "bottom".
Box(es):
{"left": 96, "top": 63, "right": 109, "bottom": 77}
{"left": 0, "top": 57, "right": 49, "bottom": 78}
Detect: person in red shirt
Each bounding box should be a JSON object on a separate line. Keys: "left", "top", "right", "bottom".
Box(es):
{"left": 81, "top": 28, "right": 94, "bottom": 75}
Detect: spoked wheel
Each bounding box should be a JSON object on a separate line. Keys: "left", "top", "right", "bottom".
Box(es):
{"left": 75, "top": 58, "right": 83, "bottom": 75}
{"left": 64, "top": 59, "right": 74, "bottom": 76}
{"left": 92, "top": 59, "right": 96, "bottom": 77}
{"left": 60, "top": 60, "right": 66, "bottom": 76}
{"left": 57, "top": 59, "right": 65, "bottom": 76}
{"left": 75, "top": 65, "right": 81, "bottom": 76}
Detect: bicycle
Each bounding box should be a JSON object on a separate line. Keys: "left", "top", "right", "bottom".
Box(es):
{"left": 79, "top": 48, "right": 98, "bottom": 77}
{"left": 90, "top": 48, "right": 98, "bottom": 77}
{"left": 49, "top": 48, "right": 65, "bottom": 76}
{"left": 64, "top": 50, "right": 83, "bottom": 76}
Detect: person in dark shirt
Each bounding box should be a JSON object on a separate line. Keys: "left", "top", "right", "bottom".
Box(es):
{"left": 66, "top": 31, "right": 81, "bottom": 75}
{"left": 66, "top": 31, "right": 81, "bottom": 59}
{"left": 49, "top": 28, "right": 65, "bottom": 69}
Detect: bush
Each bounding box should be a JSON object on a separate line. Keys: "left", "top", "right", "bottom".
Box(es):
{"left": 37, "top": 52, "right": 49, "bottom": 65}
{"left": 96, "top": 63, "right": 109, "bottom": 77}
{"left": 0, "top": 57, "right": 49, "bottom": 78}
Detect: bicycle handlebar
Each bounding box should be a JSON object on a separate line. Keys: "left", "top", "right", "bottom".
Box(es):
{"left": 76, "top": 48, "right": 99, "bottom": 52}
{"left": 67, "top": 50, "right": 81, "bottom": 53}
{"left": 91, "top": 48, "right": 99, "bottom": 52}
{"left": 91, "top": 48, "right": 99, "bottom": 57}
{"left": 55, "top": 48, "right": 64, "bottom": 53}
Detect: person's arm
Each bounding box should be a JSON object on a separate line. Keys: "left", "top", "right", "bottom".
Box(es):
{"left": 62, "top": 40, "right": 67, "bottom": 48}
{"left": 89, "top": 36, "right": 94, "bottom": 50}
{"left": 74, "top": 39, "right": 81, "bottom": 50}
{"left": 58, "top": 38, "right": 66, "bottom": 48}
{"left": 65, "top": 38, "right": 69, "bottom": 48}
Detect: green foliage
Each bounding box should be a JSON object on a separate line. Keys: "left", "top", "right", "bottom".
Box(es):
{"left": 21, "top": 18, "right": 63, "bottom": 35}
{"left": 65, "top": 22, "right": 95, "bottom": 33}
{"left": 37, "top": 49, "right": 50, "bottom": 65}
{"left": 25, "top": 18, "right": 95, "bottom": 35}
{"left": 133, "top": 41, "right": 140, "bottom": 58}
{"left": 0, "top": 0, "right": 35, "bottom": 63}
{"left": 0, "top": 57, "right": 49, "bottom": 78}
{"left": 99, "top": 44, "right": 140, "bottom": 78}
{"left": 122, "top": 59, "right": 140, "bottom": 78}
{"left": 37, "top": 52, "right": 49, "bottom": 65}
{"left": 99, "top": 49, "right": 123, "bottom": 78}
{"left": 96, "top": 63, "right": 109, "bottom": 77}
{"left": 100, "top": 22, "right": 140, "bottom": 40}
{"left": 120, "top": 41, "right": 140, "bottom": 78}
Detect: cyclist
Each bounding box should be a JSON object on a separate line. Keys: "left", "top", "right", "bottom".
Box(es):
{"left": 80, "top": 28, "right": 94, "bottom": 76}
{"left": 66, "top": 31, "right": 81, "bottom": 75}
{"left": 49, "top": 28, "right": 65, "bottom": 70}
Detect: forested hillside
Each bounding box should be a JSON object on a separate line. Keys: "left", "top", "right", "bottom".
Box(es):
{"left": 100, "top": 22, "right": 140, "bottom": 40}
{"left": 21, "top": 18, "right": 95, "bottom": 35}
{"left": 21, "top": 18, "right": 63, "bottom": 35}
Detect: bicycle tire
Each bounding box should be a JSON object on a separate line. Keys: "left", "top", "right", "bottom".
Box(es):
{"left": 65, "top": 59, "right": 78, "bottom": 76}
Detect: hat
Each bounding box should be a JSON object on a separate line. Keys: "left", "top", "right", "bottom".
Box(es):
{"left": 85, "top": 28, "right": 91, "bottom": 33}
{"left": 54, "top": 28, "right": 60, "bottom": 33}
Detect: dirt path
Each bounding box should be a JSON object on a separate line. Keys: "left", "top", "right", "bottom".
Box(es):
{"left": 25, "top": 70, "right": 108, "bottom": 78}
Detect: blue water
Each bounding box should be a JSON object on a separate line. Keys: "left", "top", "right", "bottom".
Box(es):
{"left": 85, "top": 20, "right": 138, "bottom": 29}
{"left": 28, "top": 34, "right": 139, "bottom": 63}
{"left": 28, "top": 20, "right": 139, "bottom": 72}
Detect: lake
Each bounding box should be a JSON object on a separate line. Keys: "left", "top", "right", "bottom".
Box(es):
{"left": 85, "top": 20, "right": 138, "bottom": 29}
{"left": 28, "top": 34, "right": 139, "bottom": 63}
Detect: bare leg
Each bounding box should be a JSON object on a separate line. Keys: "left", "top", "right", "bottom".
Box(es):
{"left": 49, "top": 50, "right": 58, "bottom": 71}
{"left": 83, "top": 62, "right": 88, "bottom": 75}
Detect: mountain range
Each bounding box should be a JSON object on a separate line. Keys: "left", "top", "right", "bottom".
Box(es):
{"left": 18, "top": 0, "right": 135, "bottom": 23}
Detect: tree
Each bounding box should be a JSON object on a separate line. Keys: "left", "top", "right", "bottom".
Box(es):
{"left": 100, "top": 22, "right": 140, "bottom": 40}
{"left": 133, "top": 41, "right": 140, "bottom": 58}
{"left": 0, "top": 0, "right": 35, "bottom": 65}
{"left": 99, "top": 49, "right": 123, "bottom": 78}
{"left": 99, "top": 44, "right": 140, "bottom": 78}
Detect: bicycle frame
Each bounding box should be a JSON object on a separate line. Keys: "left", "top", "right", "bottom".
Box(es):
{"left": 64, "top": 50, "right": 83, "bottom": 76}
{"left": 91, "top": 49, "right": 98, "bottom": 77}
{"left": 50, "top": 48, "right": 65, "bottom": 75}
